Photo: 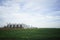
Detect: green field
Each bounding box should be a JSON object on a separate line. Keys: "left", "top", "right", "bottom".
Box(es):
{"left": 0, "top": 28, "right": 60, "bottom": 40}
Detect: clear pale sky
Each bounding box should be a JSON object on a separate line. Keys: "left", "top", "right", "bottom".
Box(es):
{"left": 0, "top": 0, "right": 60, "bottom": 28}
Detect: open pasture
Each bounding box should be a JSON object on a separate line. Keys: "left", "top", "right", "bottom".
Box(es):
{"left": 0, "top": 28, "right": 60, "bottom": 40}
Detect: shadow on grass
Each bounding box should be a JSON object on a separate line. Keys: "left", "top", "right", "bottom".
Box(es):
{"left": 0, "top": 37, "right": 60, "bottom": 40}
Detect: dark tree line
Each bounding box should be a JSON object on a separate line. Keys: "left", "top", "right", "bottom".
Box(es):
{"left": 4, "top": 24, "right": 23, "bottom": 28}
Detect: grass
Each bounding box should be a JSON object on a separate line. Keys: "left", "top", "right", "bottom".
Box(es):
{"left": 0, "top": 28, "right": 60, "bottom": 40}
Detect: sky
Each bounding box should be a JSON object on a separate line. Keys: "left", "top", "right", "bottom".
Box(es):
{"left": 0, "top": 0, "right": 60, "bottom": 28}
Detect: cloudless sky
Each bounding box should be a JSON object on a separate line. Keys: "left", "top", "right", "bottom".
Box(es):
{"left": 0, "top": 0, "right": 60, "bottom": 28}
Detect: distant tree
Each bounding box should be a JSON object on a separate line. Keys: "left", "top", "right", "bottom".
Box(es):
{"left": 13, "top": 25, "right": 15, "bottom": 28}
{"left": 4, "top": 26, "right": 7, "bottom": 28}
{"left": 20, "top": 24, "right": 23, "bottom": 28}
{"left": 16, "top": 25, "right": 19, "bottom": 28}
{"left": 10, "top": 25, "right": 12, "bottom": 28}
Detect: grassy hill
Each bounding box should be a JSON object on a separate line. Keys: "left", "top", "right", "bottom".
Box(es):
{"left": 0, "top": 28, "right": 60, "bottom": 40}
